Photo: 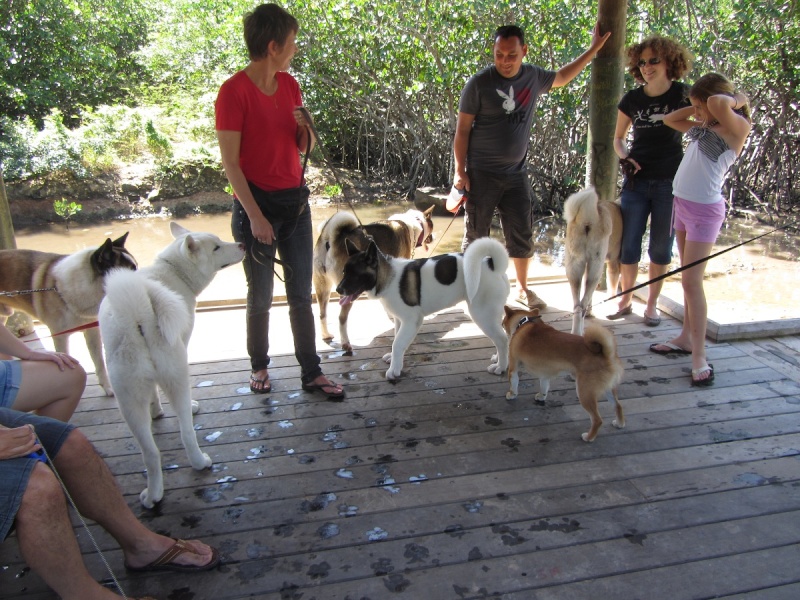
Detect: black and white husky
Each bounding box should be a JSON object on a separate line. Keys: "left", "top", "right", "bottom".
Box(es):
{"left": 336, "top": 237, "right": 510, "bottom": 380}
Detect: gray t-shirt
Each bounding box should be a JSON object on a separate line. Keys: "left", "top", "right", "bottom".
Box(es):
{"left": 459, "top": 63, "right": 556, "bottom": 174}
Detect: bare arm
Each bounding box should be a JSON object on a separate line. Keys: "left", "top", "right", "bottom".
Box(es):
{"left": 0, "top": 326, "right": 78, "bottom": 370}
{"left": 707, "top": 93, "right": 752, "bottom": 154}
{"left": 453, "top": 111, "right": 476, "bottom": 191}
{"left": 614, "top": 110, "right": 641, "bottom": 173}
{"left": 662, "top": 106, "right": 697, "bottom": 134}
{"left": 552, "top": 22, "right": 610, "bottom": 88}
{"left": 217, "top": 130, "right": 275, "bottom": 244}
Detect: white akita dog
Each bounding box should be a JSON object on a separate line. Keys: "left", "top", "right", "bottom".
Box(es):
{"left": 99, "top": 222, "right": 245, "bottom": 508}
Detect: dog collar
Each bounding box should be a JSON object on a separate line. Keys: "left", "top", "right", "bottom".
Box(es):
{"left": 514, "top": 315, "right": 541, "bottom": 332}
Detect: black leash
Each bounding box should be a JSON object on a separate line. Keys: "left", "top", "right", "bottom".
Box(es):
{"left": 596, "top": 220, "right": 799, "bottom": 308}
{"left": 297, "top": 107, "right": 364, "bottom": 227}
{"left": 247, "top": 117, "right": 316, "bottom": 282}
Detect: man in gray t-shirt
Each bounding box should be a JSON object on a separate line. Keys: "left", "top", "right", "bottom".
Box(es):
{"left": 453, "top": 23, "right": 610, "bottom": 310}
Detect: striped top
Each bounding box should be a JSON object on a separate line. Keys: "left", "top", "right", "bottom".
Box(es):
{"left": 672, "top": 127, "right": 737, "bottom": 204}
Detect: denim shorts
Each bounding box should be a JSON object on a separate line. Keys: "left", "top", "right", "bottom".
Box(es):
{"left": 619, "top": 178, "right": 675, "bottom": 265}
{"left": 672, "top": 196, "right": 725, "bottom": 244}
{"left": 0, "top": 360, "right": 22, "bottom": 408}
{"left": 462, "top": 169, "right": 534, "bottom": 258}
{"left": 0, "top": 408, "right": 75, "bottom": 540}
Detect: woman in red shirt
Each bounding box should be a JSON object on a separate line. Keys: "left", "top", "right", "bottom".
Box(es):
{"left": 216, "top": 3, "right": 344, "bottom": 400}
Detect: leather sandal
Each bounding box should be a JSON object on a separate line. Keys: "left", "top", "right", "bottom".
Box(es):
{"left": 606, "top": 305, "right": 633, "bottom": 320}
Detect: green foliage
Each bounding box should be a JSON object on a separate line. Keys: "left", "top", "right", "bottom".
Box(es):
{"left": 0, "top": 0, "right": 151, "bottom": 127}
{"left": 145, "top": 119, "right": 173, "bottom": 161}
{"left": 323, "top": 184, "right": 342, "bottom": 198}
{"left": 53, "top": 198, "right": 82, "bottom": 222}
{"left": 2, "top": 0, "right": 799, "bottom": 214}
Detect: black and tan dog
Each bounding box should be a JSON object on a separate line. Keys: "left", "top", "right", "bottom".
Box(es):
{"left": 0, "top": 234, "right": 137, "bottom": 395}
{"left": 313, "top": 207, "right": 434, "bottom": 353}
{"left": 502, "top": 305, "right": 625, "bottom": 442}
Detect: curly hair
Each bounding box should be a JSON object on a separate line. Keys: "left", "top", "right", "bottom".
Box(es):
{"left": 626, "top": 35, "right": 693, "bottom": 84}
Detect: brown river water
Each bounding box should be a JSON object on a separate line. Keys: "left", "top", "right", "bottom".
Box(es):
{"left": 10, "top": 203, "right": 800, "bottom": 325}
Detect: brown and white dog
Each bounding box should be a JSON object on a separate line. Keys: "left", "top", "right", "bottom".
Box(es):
{"left": 313, "top": 207, "right": 434, "bottom": 353}
{"left": 0, "top": 234, "right": 137, "bottom": 395}
{"left": 502, "top": 305, "right": 625, "bottom": 442}
{"left": 563, "top": 187, "right": 622, "bottom": 335}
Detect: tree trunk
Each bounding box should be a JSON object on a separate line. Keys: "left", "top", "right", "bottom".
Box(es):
{"left": 0, "top": 165, "right": 16, "bottom": 250}
{"left": 586, "top": 0, "right": 627, "bottom": 202}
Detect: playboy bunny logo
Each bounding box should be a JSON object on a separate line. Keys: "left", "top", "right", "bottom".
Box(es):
{"left": 497, "top": 86, "right": 516, "bottom": 114}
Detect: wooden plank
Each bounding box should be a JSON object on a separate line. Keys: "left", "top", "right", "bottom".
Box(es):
{"left": 2, "top": 293, "right": 799, "bottom": 599}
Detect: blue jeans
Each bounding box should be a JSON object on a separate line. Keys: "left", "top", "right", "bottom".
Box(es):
{"left": 232, "top": 201, "right": 322, "bottom": 384}
{"left": 619, "top": 177, "right": 675, "bottom": 265}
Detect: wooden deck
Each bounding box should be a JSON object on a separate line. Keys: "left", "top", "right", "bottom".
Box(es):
{"left": 2, "top": 285, "right": 800, "bottom": 600}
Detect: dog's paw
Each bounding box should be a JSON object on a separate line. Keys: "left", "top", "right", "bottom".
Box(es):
{"left": 140, "top": 488, "right": 161, "bottom": 509}
{"left": 612, "top": 419, "right": 625, "bottom": 429}
{"left": 191, "top": 400, "right": 200, "bottom": 415}
{"left": 505, "top": 391, "right": 518, "bottom": 400}
{"left": 487, "top": 363, "right": 505, "bottom": 375}
{"left": 191, "top": 453, "right": 213, "bottom": 470}
{"left": 385, "top": 368, "right": 402, "bottom": 381}
{"left": 580, "top": 432, "right": 595, "bottom": 442}
{"left": 381, "top": 352, "right": 392, "bottom": 364}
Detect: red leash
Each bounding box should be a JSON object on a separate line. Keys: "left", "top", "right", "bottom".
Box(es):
{"left": 22, "top": 321, "right": 99, "bottom": 343}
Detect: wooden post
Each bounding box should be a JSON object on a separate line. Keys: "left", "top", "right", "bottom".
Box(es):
{"left": 586, "top": 0, "right": 627, "bottom": 202}
{"left": 0, "top": 166, "right": 15, "bottom": 250}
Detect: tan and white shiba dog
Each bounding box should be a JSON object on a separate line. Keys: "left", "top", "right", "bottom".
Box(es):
{"left": 99, "top": 222, "right": 245, "bottom": 507}
{"left": 563, "top": 187, "right": 622, "bottom": 335}
{"left": 502, "top": 305, "right": 625, "bottom": 442}
{"left": 0, "top": 235, "right": 137, "bottom": 395}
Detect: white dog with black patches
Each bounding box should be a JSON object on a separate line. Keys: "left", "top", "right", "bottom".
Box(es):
{"left": 336, "top": 236, "right": 510, "bottom": 380}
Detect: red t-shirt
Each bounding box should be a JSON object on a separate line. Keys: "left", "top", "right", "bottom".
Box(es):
{"left": 215, "top": 70, "right": 303, "bottom": 191}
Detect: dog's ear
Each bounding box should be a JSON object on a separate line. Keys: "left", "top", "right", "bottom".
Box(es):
{"left": 423, "top": 205, "right": 434, "bottom": 218}
{"left": 91, "top": 238, "right": 116, "bottom": 275}
{"left": 170, "top": 221, "right": 191, "bottom": 239}
{"left": 345, "top": 237, "right": 361, "bottom": 256}
{"left": 112, "top": 232, "right": 130, "bottom": 247}
{"left": 531, "top": 308, "right": 540, "bottom": 317}
{"left": 503, "top": 305, "right": 513, "bottom": 317}
{"left": 365, "top": 240, "right": 380, "bottom": 266}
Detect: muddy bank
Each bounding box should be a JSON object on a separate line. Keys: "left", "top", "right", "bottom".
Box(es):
{"left": 5, "top": 162, "right": 410, "bottom": 231}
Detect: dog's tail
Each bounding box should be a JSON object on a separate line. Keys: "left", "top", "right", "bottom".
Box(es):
{"left": 318, "top": 211, "right": 359, "bottom": 237}
{"left": 563, "top": 186, "right": 599, "bottom": 227}
{"left": 584, "top": 323, "right": 624, "bottom": 378}
{"left": 463, "top": 237, "right": 510, "bottom": 302}
{"left": 103, "top": 268, "right": 191, "bottom": 347}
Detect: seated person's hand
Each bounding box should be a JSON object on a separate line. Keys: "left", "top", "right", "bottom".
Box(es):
{"left": 0, "top": 424, "right": 40, "bottom": 460}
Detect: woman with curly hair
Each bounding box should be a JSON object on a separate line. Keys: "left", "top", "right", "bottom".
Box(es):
{"left": 608, "top": 35, "right": 693, "bottom": 327}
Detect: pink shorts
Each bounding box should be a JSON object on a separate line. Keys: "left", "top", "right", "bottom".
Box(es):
{"left": 672, "top": 196, "right": 725, "bottom": 243}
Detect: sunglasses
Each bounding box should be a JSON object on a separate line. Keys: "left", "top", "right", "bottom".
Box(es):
{"left": 637, "top": 57, "right": 662, "bottom": 67}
